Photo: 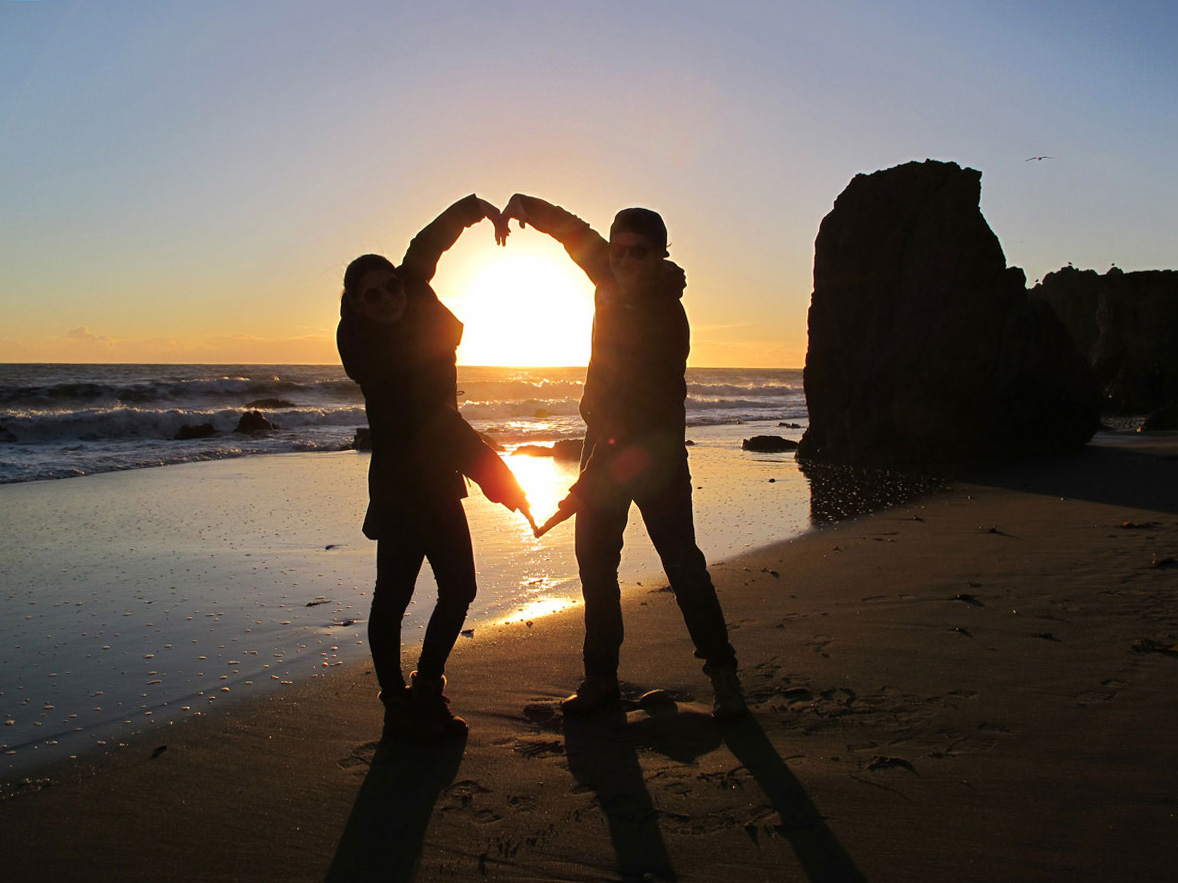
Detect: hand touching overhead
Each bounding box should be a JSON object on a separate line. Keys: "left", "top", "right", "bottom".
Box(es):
{"left": 477, "top": 198, "right": 511, "bottom": 246}
{"left": 501, "top": 194, "right": 529, "bottom": 231}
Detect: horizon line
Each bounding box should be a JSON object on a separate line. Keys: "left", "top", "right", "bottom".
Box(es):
{"left": 0, "top": 361, "right": 806, "bottom": 370}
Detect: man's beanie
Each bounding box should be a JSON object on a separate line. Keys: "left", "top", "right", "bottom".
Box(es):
{"left": 610, "top": 208, "right": 668, "bottom": 252}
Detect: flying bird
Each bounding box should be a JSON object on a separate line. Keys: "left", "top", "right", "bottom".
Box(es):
{"left": 1025, "top": 155, "right": 1054, "bottom": 161}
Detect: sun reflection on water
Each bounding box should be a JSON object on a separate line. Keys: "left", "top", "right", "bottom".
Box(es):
{"left": 504, "top": 451, "right": 577, "bottom": 523}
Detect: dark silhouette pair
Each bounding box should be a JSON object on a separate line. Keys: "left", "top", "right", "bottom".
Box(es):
{"left": 337, "top": 193, "right": 746, "bottom": 741}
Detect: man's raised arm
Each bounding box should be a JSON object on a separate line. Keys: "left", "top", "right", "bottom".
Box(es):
{"left": 502, "top": 194, "right": 612, "bottom": 285}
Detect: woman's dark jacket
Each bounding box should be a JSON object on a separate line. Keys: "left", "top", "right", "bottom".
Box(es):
{"left": 336, "top": 195, "right": 521, "bottom": 538}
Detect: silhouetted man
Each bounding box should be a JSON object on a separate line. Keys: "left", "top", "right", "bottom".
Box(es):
{"left": 503, "top": 194, "right": 747, "bottom": 718}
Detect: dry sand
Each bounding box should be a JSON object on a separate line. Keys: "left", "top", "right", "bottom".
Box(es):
{"left": 2, "top": 434, "right": 1176, "bottom": 882}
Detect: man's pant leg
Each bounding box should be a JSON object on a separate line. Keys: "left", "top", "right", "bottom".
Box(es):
{"left": 574, "top": 494, "right": 631, "bottom": 679}
{"left": 637, "top": 463, "right": 737, "bottom": 670}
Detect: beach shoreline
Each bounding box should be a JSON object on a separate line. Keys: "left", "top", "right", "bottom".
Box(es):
{"left": 3, "top": 432, "right": 1177, "bottom": 882}
{"left": 0, "top": 418, "right": 814, "bottom": 779}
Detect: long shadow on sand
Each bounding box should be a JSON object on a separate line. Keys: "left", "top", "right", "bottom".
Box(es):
{"left": 721, "top": 715, "right": 868, "bottom": 883}
{"left": 326, "top": 736, "right": 466, "bottom": 883}
{"left": 564, "top": 706, "right": 680, "bottom": 882}
{"left": 565, "top": 704, "right": 866, "bottom": 882}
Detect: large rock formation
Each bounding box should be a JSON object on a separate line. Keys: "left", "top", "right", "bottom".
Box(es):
{"left": 799, "top": 160, "right": 1099, "bottom": 466}
{"left": 1029, "top": 267, "right": 1178, "bottom": 414}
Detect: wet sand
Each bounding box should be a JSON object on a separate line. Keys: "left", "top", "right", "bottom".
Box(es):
{"left": 2, "top": 433, "right": 1177, "bottom": 882}
{"left": 0, "top": 422, "right": 809, "bottom": 776}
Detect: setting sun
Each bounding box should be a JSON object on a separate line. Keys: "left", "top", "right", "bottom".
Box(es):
{"left": 443, "top": 249, "right": 595, "bottom": 367}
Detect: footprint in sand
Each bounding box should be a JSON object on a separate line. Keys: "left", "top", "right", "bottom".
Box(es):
{"left": 933, "top": 723, "right": 1008, "bottom": 756}
{"left": 513, "top": 738, "right": 565, "bottom": 759}
{"left": 763, "top": 687, "right": 813, "bottom": 713}
{"left": 445, "top": 779, "right": 490, "bottom": 800}
{"left": 749, "top": 659, "right": 786, "bottom": 692}
{"left": 978, "top": 722, "right": 1011, "bottom": 734}
{"left": 521, "top": 702, "right": 562, "bottom": 733}
{"left": 697, "top": 767, "right": 749, "bottom": 791}
{"left": 808, "top": 636, "right": 833, "bottom": 657}
{"left": 865, "top": 755, "right": 917, "bottom": 773}
{"left": 1073, "top": 680, "right": 1124, "bottom": 705}
{"left": 506, "top": 794, "right": 537, "bottom": 812}
{"left": 1132, "top": 638, "right": 1178, "bottom": 656}
{"left": 336, "top": 740, "right": 378, "bottom": 772}
{"left": 441, "top": 780, "right": 502, "bottom": 822}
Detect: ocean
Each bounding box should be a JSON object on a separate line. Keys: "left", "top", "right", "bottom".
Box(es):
{"left": 2, "top": 364, "right": 817, "bottom": 777}
{"left": 0, "top": 364, "right": 805, "bottom": 485}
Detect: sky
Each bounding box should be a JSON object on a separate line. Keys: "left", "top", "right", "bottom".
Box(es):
{"left": 1, "top": 0, "right": 1175, "bottom": 367}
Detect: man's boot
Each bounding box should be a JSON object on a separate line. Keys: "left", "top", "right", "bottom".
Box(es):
{"left": 560, "top": 674, "right": 620, "bottom": 716}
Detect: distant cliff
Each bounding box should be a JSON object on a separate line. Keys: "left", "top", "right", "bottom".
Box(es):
{"left": 1030, "top": 267, "right": 1178, "bottom": 415}
{"left": 799, "top": 160, "right": 1100, "bottom": 466}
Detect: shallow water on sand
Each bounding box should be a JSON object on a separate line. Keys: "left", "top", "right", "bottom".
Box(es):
{"left": 1, "top": 420, "right": 824, "bottom": 779}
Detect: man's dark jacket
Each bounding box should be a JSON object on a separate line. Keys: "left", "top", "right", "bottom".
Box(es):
{"left": 514, "top": 196, "right": 691, "bottom": 503}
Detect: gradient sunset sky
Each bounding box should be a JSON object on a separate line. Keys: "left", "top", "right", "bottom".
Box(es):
{"left": 2, "top": 1, "right": 1175, "bottom": 367}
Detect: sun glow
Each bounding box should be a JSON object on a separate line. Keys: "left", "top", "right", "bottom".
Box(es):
{"left": 446, "top": 252, "right": 594, "bottom": 367}
{"left": 505, "top": 452, "right": 580, "bottom": 523}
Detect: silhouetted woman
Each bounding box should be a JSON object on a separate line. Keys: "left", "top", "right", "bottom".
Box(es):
{"left": 337, "top": 195, "right": 530, "bottom": 739}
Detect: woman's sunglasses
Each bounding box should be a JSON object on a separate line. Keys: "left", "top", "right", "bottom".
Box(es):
{"left": 362, "top": 277, "right": 404, "bottom": 303}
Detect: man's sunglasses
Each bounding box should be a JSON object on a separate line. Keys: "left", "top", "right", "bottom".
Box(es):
{"left": 609, "top": 243, "right": 654, "bottom": 261}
